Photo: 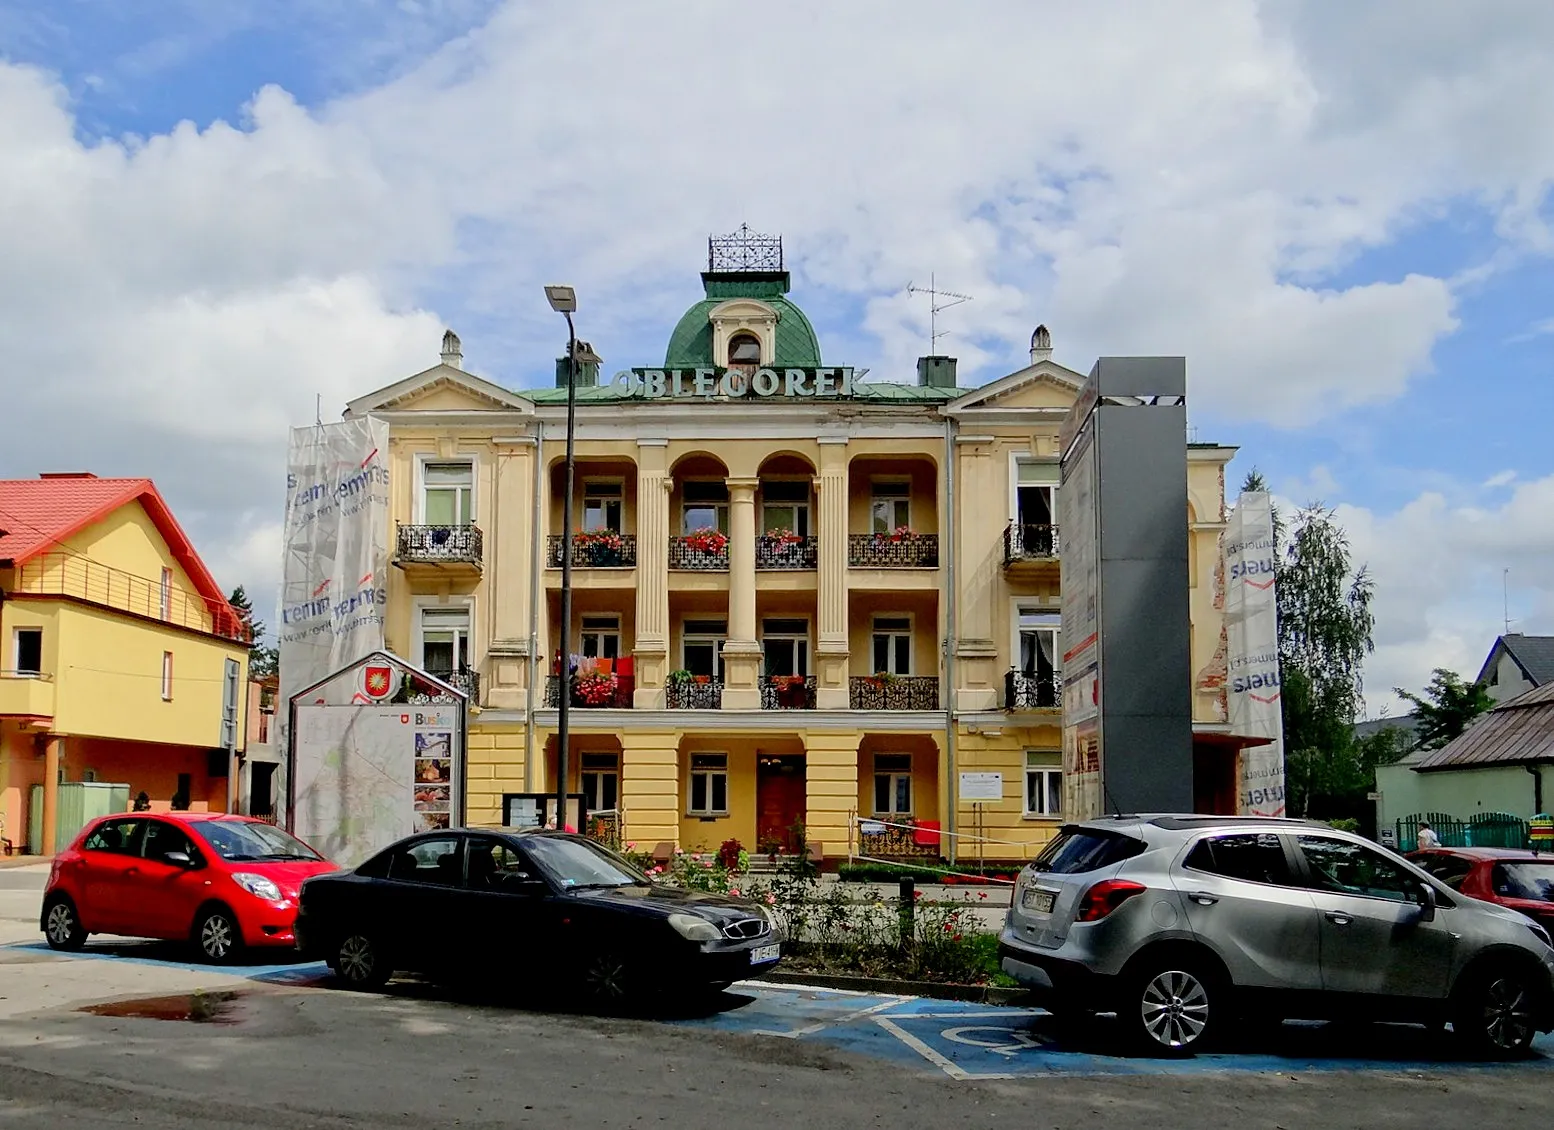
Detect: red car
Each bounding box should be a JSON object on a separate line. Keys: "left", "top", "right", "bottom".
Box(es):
{"left": 1409, "top": 847, "right": 1554, "bottom": 930}
{"left": 41, "top": 812, "right": 337, "bottom": 963}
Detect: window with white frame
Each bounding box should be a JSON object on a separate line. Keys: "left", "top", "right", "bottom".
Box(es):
{"left": 1016, "top": 607, "right": 1061, "bottom": 681}
{"left": 761, "top": 618, "right": 809, "bottom": 677}
{"left": 13, "top": 628, "right": 42, "bottom": 675}
{"left": 159, "top": 568, "right": 173, "bottom": 620}
{"left": 873, "top": 753, "right": 913, "bottom": 816}
{"left": 582, "top": 481, "right": 623, "bottom": 533}
{"left": 161, "top": 651, "right": 174, "bottom": 701}
{"left": 682, "top": 481, "right": 729, "bottom": 535}
{"left": 682, "top": 619, "right": 727, "bottom": 681}
{"left": 870, "top": 480, "right": 911, "bottom": 533}
{"left": 688, "top": 753, "right": 729, "bottom": 815}
{"left": 423, "top": 462, "right": 474, "bottom": 527}
{"left": 1025, "top": 750, "right": 1062, "bottom": 816}
{"left": 1014, "top": 460, "right": 1058, "bottom": 527}
{"left": 580, "top": 752, "right": 619, "bottom": 813}
{"left": 579, "top": 614, "right": 620, "bottom": 660}
{"left": 871, "top": 615, "right": 912, "bottom": 675}
{"left": 761, "top": 480, "right": 811, "bottom": 537}
{"left": 419, "top": 606, "right": 471, "bottom": 678}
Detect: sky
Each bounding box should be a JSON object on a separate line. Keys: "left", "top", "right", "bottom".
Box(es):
{"left": 0, "top": 0, "right": 1551, "bottom": 717}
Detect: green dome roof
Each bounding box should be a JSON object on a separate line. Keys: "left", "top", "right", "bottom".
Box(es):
{"left": 664, "top": 273, "right": 822, "bottom": 368}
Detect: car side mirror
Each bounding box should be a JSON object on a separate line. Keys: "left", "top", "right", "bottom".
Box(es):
{"left": 163, "top": 851, "right": 195, "bottom": 868}
{"left": 497, "top": 871, "right": 545, "bottom": 895}
{"left": 1413, "top": 880, "right": 1437, "bottom": 922}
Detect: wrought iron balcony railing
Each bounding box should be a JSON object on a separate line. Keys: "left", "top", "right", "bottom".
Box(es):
{"left": 426, "top": 666, "right": 480, "bottom": 702}
{"left": 848, "top": 675, "right": 941, "bottom": 710}
{"left": 857, "top": 818, "right": 938, "bottom": 858}
{"left": 668, "top": 535, "right": 730, "bottom": 571}
{"left": 1005, "top": 670, "right": 1061, "bottom": 711}
{"left": 755, "top": 534, "right": 818, "bottom": 570}
{"left": 761, "top": 675, "right": 817, "bottom": 710}
{"left": 544, "top": 674, "right": 635, "bottom": 709}
{"left": 584, "top": 810, "right": 622, "bottom": 850}
{"left": 847, "top": 533, "right": 939, "bottom": 569}
{"left": 1003, "top": 522, "right": 1060, "bottom": 565}
{"left": 666, "top": 679, "right": 724, "bottom": 709}
{"left": 546, "top": 533, "right": 637, "bottom": 569}
{"left": 397, "top": 523, "right": 483, "bottom": 566}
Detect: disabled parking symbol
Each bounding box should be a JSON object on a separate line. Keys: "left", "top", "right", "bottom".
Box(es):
{"left": 939, "top": 1025, "right": 1044, "bottom": 1057}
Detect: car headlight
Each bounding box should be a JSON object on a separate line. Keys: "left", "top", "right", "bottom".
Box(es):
{"left": 231, "top": 872, "right": 284, "bottom": 902}
{"left": 667, "top": 913, "right": 722, "bottom": 942}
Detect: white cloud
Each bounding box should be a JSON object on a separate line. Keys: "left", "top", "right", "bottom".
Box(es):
{"left": 1335, "top": 475, "right": 1554, "bottom": 713}
{"left": 1, "top": 0, "right": 1553, "bottom": 612}
{"left": 1484, "top": 470, "right": 1518, "bottom": 489}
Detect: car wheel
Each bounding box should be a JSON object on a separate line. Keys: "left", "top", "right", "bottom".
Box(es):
{"left": 1124, "top": 957, "right": 1222, "bottom": 1056}
{"left": 581, "top": 950, "right": 634, "bottom": 1005}
{"left": 334, "top": 933, "right": 391, "bottom": 990}
{"left": 194, "top": 907, "right": 242, "bottom": 964}
{"left": 43, "top": 896, "right": 86, "bottom": 951}
{"left": 1453, "top": 968, "right": 1539, "bottom": 1059}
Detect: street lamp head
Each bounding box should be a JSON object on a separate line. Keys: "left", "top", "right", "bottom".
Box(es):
{"left": 544, "top": 285, "right": 578, "bottom": 314}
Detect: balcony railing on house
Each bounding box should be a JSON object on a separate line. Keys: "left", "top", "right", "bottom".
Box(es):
{"left": 849, "top": 675, "right": 941, "bottom": 711}
{"left": 544, "top": 674, "right": 636, "bottom": 709}
{"left": 761, "top": 675, "right": 817, "bottom": 710}
{"left": 546, "top": 533, "right": 637, "bottom": 569}
{"left": 1005, "top": 670, "right": 1061, "bottom": 711}
{"left": 396, "top": 523, "right": 483, "bottom": 567}
{"left": 668, "top": 535, "right": 730, "bottom": 571}
{"left": 847, "top": 533, "right": 939, "bottom": 569}
{"left": 666, "top": 679, "right": 724, "bottom": 709}
{"left": 1003, "top": 522, "right": 1060, "bottom": 565}
{"left": 8, "top": 553, "right": 251, "bottom": 642}
{"left": 755, "top": 534, "right": 818, "bottom": 570}
{"left": 425, "top": 667, "right": 480, "bottom": 702}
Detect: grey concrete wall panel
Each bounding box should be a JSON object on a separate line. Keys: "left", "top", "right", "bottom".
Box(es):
{"left": 1087, "top": 357, "right": 1193, "bottom": 814}
{"left": 1089, "top": 356, "right": 1186, "bottom": 400}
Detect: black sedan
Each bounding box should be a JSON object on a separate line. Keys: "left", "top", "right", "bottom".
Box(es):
{"left": 294, "top": 829, "right": 783, "bottom": 1001}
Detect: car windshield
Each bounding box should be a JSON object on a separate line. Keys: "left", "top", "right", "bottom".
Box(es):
{"left": 190, "top": 821, "right": 323, "bottom": 862}
{"left": 1494, "top": 861, "right": 1554, "bottom": 903}
{"left": 523, "top": 837, "right": 648, "bottom": 890}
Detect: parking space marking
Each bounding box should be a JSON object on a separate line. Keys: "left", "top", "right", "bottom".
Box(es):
{"left": 873, "top": 1016, "right": 1012, "bottom": 1081}
{"left": 749, "top": 995, "right": 906, "bottom": 1039}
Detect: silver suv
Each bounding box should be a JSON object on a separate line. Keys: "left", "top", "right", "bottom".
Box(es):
{"left": 999, "top": 815, "right": 1554, "bottom": 1058}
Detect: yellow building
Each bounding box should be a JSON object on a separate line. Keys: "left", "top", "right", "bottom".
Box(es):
{"left": 344, "top": 236, "right": 1238, "bottom": 865}
{"left": 0, "top": 475, "right": 251, "bottom": 853}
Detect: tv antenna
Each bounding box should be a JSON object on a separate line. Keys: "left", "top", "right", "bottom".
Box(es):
{"left": 907, "top": 274, "right": 973, "bottom": 355}
{"left": 1504, "top": 568, "right": 1514, "bottom": 637}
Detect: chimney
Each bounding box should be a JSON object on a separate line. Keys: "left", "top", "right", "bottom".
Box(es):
{"left": 555, "top": 342, "right": 601, "bottom": 388}
{"left": 1030, "top": 325, "right": 1052, "bottom": 365}
{"left": 440, "top": 330, "right": 463, "bottom": 369}
{"left": 916, "top": 355, "right": 958, "bottom": 389}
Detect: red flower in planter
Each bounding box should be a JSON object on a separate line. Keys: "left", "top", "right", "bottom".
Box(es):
{"left": 573, "top": 671, "right": 618, "bottom": 705}
{"left": 684, "top": 528, "right": 728, "bottom": 555}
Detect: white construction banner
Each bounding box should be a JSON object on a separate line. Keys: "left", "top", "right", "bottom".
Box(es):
{"left": 1223, "top": 490, "right": 1287, "bottom": 816}
{"left": 292, "top": 700, "right": 461, "bottom": 868}
{"left": 276, "top": 418, "right": 391, "bottom": 822}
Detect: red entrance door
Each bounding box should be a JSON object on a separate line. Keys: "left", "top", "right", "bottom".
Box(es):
{"left": 756, "top": 757, "right": 807, "bottom": 853}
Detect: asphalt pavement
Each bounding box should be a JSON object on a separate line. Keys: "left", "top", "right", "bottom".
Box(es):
{"left": 1, "top": 864, "right": 1553, "bottom": 1128}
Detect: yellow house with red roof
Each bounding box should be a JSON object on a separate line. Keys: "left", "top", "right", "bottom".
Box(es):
{"left": 0, "top": 474, "right": 250, "bottom": 853}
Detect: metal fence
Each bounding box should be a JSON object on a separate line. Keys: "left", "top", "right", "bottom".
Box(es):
{"left": 1394, "top": 811, "right": 1529, "bottom": 853}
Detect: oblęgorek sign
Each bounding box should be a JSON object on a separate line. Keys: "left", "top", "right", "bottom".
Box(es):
{"left": 613, "top": 366, "right": 858, "bottom": 400}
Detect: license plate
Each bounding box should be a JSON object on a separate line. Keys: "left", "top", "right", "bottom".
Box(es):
{"left": 750, "top": 943, "right": 781, "bottom": 965}
{"left": 1022, "top": 888, "right": 1055, "bottom": 914}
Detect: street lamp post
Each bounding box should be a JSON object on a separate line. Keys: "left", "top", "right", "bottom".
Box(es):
{"left": 545, "top": 284, "right": 581, "bottom": 833}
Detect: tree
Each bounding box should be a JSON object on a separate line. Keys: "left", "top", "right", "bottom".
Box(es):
{"left": 229, "top": 585, "right": 279, "bottom": 679}
{"left": 1252, "top": 491, "right": 1376, "bottom": 817}
{"left": 1395, "top": 668, "right": 1494, "bottom": 752}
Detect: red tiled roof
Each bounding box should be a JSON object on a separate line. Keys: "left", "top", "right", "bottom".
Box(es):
{"left": 0, "top": 474, "right": 236, "bottom": 624}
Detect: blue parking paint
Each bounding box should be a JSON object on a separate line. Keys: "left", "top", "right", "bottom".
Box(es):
{"left": 6, "top": 941, "right": 329, "bottom": 984}
{"left": 20, "top": 942, "right": 1554, "bottom": 1079}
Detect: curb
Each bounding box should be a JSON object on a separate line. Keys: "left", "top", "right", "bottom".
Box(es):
{"left": 755, "top": 969, "right": 1030, "bottom": 1005}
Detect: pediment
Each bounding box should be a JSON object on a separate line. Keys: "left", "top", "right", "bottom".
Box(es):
{"left": 945, "top": 360, "right": 1086, "bottom": 414}
{"left": 346, "top": 364, "right": 535, "bottom": 415}
{"left": 708, "top": 298, "right": 778, "bottom": 324}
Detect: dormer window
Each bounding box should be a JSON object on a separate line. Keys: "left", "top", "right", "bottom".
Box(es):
{"left": 728, "top": 332, "right": 762, "bottom": 367}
